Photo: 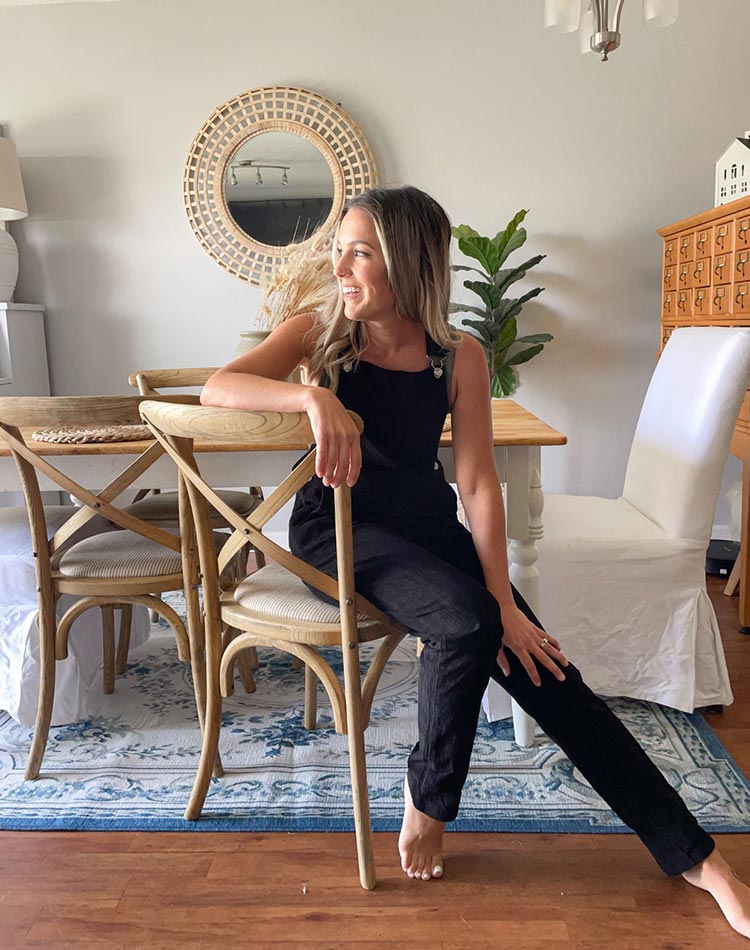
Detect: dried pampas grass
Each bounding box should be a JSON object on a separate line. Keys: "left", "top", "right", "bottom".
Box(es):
{"left": 260, "top": 230, "right": 338, "bottom": 328}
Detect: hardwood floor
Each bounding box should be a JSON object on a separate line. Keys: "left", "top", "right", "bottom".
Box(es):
{"left": 1, "top": 576, "right": 748, "bottom": 949}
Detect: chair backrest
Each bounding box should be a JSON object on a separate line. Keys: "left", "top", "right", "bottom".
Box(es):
{"left": 129, "top": 365, "right": 303, "bottom": 396}
{"left": 128, "top": 368, "right": 220, "bottom": 396}
{"left": 622, "top": 327, "right": 750, "bottom": 540}
{"left": 139, "top": 400, "right": 393, "bottom": 644}
{"left": 0, "top": 395, "right": 200, "bottom": 572}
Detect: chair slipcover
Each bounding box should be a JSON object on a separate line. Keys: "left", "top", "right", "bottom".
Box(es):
{"left": 483, "top": 327, "right": 750, "bottom": 718}
{"left": 0, "top": 507, "right": 150, "bottom": 727}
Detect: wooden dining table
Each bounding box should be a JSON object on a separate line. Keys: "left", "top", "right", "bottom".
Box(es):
{"left": 0, "top": 399, "right": 566, "bottom": 745}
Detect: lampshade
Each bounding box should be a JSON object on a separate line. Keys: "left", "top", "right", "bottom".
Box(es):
{"left": 544, "top": 0, "right": 581, "bottom": 34}
{"left": 0, "top": 137, "right": 28, "bottom": 221}
{"left": 643, "top": 0, "right": 679, "bottom": 28}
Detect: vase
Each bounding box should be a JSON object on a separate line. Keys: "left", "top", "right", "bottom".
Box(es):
{"left": 234, "top": 329, "right": 271, "bottom": 357}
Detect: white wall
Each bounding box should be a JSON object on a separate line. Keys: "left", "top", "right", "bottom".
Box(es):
{"left": 1, "top": 0, "right": 748, "bottom": 520}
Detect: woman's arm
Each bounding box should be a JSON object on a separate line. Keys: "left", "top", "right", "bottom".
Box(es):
{"left": 201, "top": 312, "right": 361, "bottom": 488}
{"left": 451, "top": 333, "right": 568, "bottom": 685}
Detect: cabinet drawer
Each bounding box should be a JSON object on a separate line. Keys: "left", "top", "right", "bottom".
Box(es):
{"left": 663, "top": 238, "right": 676, "bottom": 266}
{"left": 662, "top": 291, "right": 676, "bottom": 317}
{"left": 736, "top": 249, "right": 750, "bottom": 281}
{"left": 735, "top": 282, "right": 750, "bottom": 315}
{"left": 676, "top": 289, "right": 692, "bottom": 317}
{"left": 695, "top": 227, "right": 711, "bottom": 258}
{"left": 693, "top": 286, "right": 710, "bottom": 316}
{"left": 663, "top": 266, "right": 676, "bottom": 292}
{"left": 678, "top": 232, "right": 695, "bottom": 262}
{"left": 678, "top": 262, "right": 692, "bottom": 289}
{"left": 713, "top": 253, "right": 731, "bottom": 284}
{"left": 714, "top": 221, "right": 734, "bottom": 254}
{"left": 737, "top": 215, "right": 750, "bottom": 250}
{"left": 711, "top": 284, "right": 731, "bottom": 315}
{"left": 692, "top": 257, "right": 710, "bottom": 287}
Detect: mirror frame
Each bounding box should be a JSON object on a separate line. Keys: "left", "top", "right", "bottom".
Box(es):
{"left": 184, "top": 85, "right": 379, "bottom": 286}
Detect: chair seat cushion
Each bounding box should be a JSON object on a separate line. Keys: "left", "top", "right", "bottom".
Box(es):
{"left": 542, "top": 494, "right": 667, "bottom": 542}
{"left": 234, "top": 563, "right": 372, "bottom": 625}
{"left": 56, "top": 529, "right": 224, "bottom": 579}
{"left": 124, "top": 489, "right": 260, "bottom": 525}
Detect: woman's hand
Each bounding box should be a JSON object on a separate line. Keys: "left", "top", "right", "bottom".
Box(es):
{"left": 305, "top": 388, "right": 362, "bottom": 489}
{"left": 496, "top": 603, "right": 569, "bottom": 686}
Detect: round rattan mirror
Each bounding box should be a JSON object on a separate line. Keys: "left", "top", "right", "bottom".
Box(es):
{"left": 184, "top": 86, "right": 379, "bottom": 286}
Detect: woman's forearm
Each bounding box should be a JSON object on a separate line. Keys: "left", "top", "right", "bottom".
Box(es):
{"left": 460, "top": 481, "right": 515, "bottom": 609}
{"left": 201, "top": 370, "right": 318, "bottom": 414}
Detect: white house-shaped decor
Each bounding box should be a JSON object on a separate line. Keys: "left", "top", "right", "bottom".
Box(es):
{"left": 715, "top": 131, "right": 750, "bottom": 206}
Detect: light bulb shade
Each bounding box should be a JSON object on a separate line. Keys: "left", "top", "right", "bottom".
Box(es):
{"left": 643, "top": 0, "right": 679, "bottom": 28}
{"left": 544, "top": 0, "right": 581, "bottom": 34}
{"left": 579, "top": 6, "right": 595, "bottom": 54}
{"left": 0, "top": 137, "right": 28, "bottom": 221}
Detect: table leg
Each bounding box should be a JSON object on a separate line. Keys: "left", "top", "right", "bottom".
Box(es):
{"left": 482, "top": 445, "right": 542, "bottom": 747}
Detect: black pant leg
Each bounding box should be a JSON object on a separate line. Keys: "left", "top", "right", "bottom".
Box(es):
{"left": 292, "top": 520, "right": 502, "bottom": 822}
{"left": 492, "top": 587, "right": 715, "bottom": 876}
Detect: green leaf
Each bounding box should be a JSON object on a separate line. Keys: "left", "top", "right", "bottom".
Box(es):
{"left": 514, "top": 333, "right": 553, "bottom": 345}
{"left": 492, "top": 210, "right": 527, "bottom": 263}
{"left": 491, "top": 365, "right": 517, "bottom": 398}
{"left": 494, "top": 316, "right": 517, "bottom": 351}
{"left": 450, "top": 303, "right": 490, "bottom": 319}
{"left": 507, "top": 343, "right": 544, "bottom": 366}
{"left": 452, "top": 224, "right": 481, "bottom": 242}
{"left": 461, "top": 319, "right": 494, "bottom": 345}
{"left": 451, "top": 264, "right": 488, "bottom": 279}
{"left": 496, "top": 227, "right": 528, "bottom": 268}
{"left": 463, "top": 280, "right": 501, "bottom": 310}
{"left": 494, "top": 286, "right": 544, "bottom": 322}
{"left": 457, "top": 235, "right": 499, "bottom": 275}
{"left": 493, "top": 254, "right": 546, "bottom": 297}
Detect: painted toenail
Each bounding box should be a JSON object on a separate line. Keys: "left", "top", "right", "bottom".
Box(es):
{"left": 433, "top": 865, "right": 442, "bottom": 875}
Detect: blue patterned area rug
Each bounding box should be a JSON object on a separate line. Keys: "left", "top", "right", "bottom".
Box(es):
{"left": 1, "top": 628, "right": 749, "bottom": 834}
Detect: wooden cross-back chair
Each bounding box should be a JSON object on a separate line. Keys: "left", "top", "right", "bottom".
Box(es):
{"left": 140, "top": 400, "right": 407, "bottom": 890}
{"left": 127, "top": 367, "right": 269, "bottom": 691}
{"left": 0, "top": 394, "right": 210, "bottom": 781}
{"left": 126, "top": 367, "right": 264, "bottom": 528}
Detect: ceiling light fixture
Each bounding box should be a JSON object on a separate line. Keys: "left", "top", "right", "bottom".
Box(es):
{"left": 544, "top": 0, "right": 679, "bottom": 61}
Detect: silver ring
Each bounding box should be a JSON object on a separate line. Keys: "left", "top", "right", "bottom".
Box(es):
{"left": 540, "top": 637, "right": 549, "bottom": 649}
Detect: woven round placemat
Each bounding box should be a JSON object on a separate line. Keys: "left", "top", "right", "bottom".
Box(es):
{"left": 32, "top": 424, "right": 154, "bottom": 444}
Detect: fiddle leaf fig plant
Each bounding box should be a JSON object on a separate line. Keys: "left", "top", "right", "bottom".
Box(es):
{"left": 450, "top": 209, "right": 552, "bottom": 397}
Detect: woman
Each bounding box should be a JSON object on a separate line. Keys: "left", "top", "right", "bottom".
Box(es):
{"left": 202, "top": 186, "right": 749, "bottom": 938}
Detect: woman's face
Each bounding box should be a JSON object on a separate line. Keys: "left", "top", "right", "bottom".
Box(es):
{"left": 334, "top": 207, "right": 397, "bottom": 324}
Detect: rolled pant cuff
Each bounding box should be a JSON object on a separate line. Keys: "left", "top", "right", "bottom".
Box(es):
{"left": 658, "top": 835, "right": 715, "bottom": 877}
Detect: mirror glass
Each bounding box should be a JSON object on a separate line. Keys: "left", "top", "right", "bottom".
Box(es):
{"left": 224, "top": 131, "right": 335, "bottom": 246}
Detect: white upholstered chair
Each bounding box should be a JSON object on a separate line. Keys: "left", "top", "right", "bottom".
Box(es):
{"left": 486, "top": 327, "right": 750, "bottom": 716}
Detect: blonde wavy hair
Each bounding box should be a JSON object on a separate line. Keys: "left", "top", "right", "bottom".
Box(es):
{"left": 262, "top": 186, "right": 462, "bottom": 390}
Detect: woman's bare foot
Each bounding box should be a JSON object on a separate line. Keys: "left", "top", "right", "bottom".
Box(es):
{"left": 398, "top": 776, "right": 446, "bottom": 881}
{"left": 682, "top": 847, "right": 750, "bottom": 939}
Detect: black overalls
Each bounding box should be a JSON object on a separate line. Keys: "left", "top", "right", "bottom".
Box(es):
{"left": 288, "top": 333, "right": 714, "bottom": 876}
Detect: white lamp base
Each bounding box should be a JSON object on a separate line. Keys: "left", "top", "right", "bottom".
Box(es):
{"left": 0, "top": 229, "right": 19, "bottom": 303}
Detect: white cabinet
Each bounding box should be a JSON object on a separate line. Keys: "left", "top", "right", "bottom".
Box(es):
{"left": 0, "top": 303, "right": 50, "bottom": 396}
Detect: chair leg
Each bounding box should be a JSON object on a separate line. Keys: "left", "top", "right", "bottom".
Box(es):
{"left": 341, "top": 643, "right": 376, "bottom": 888}
{"left": 101, "top": 605, "right": 116, "bottom": 694}
{"left": 235, "top": 636, "right": 257, "bottom": 694}
{"left": 345, "top": 713, "right": 376, "bottom": 890}
{"left": 184, "top": 623, "right": 224, "bottom": 821}
{"left": 184, "top": 581, "right": 223, "bottom": 780}
{"left": 291, "top": 655, "right": 304, "bottom": 671}
{"left": 724, "top": 552, "right": 741, "bottom": 596}
{"left": 247, "top": 645, "right": 260, "bottom": 670}
{"left": 115, "top": 604, "right": 133, "bottom": 675}
{"left": 25, "top": 595, "right": 57, "bottom": 780}
{"left": 303, "top": 664, "right": 318, "bottom": 730}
